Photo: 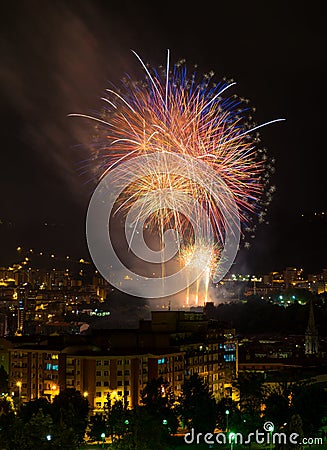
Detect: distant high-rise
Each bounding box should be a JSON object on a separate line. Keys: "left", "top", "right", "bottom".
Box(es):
{"left": 16, "top": 286, "right": 26, "bottom": 334}
{"left": 284, "top": 267, "right": 303, "bottom": 288}
{"left": 0, "top": 313, "right": 7, "bottom": 337}
{"left": 305, "top": 300, "right": 319, "bottom": 356}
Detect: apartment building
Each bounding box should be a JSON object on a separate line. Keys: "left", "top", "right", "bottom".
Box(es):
{"left": 7, "top": 310, "right": 238, "bottom": 410}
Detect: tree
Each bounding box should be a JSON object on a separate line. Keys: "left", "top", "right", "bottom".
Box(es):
{"left": 0, "top": 394, "right": 15, "bottom": 418}
{"left": 265, "top": 392, "right": 290, "bottom": 429}
{"left": 111, "top": 406, "right": 169, "bottom": 450}
{"left": 179, "top": 374, "right": 217, "bottom": 433}
{"left": 141, "top": 377, "right": 170, "bottom": 411}
{"left": 275, "top": 414, "right": 304, "bottom": 450}
{"left": 22, "top": 409, "right": 53, "bottom": 449}
{"left": 0, "top": 394, "right": 15, "bottom": 444}
{"left": 264, "top": 382, "right": 293, "bottom": 429}
{"left": 216, "top": 398, "right": 244, "bottom": 433}
{"left": 291, "top": 382, "right": 327, "bottom": 433}
{"left": 236, "top": 371, "right": 264, "bottom": 430}
{"left": 19, "top": 397, "right": 53, "bottom": 423}
{"left": 141, "top": 377, "right": 178, "bottom": 434}
{"left": 88, "top": 412, "right": 106, "bottom": 443}
{"left": 0, "top": 365, "right": 8, "bottom": 393}
{"left": 106, "top": 398, "right": 129, "bottom": 442}
{"left": 52, "top": 388, "right": 89, "bottom": 443}
{"left": 5, "top": 409, "right": 53, "bottom": 450}
{"left": 0, "top": 396, "right": 79, "bottom": 450}
{"left": 287, "top": 414, "right": 304, "bottom": 450}
{"left": 51, "top": 423, "right": 79, "bottom": 450}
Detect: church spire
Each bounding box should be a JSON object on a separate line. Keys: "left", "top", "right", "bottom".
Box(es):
{"left": 307, "top": 300, "right": 316, "bottom": 331}
{"left": 305, "top": 300, "right": 318, "bottom": 356}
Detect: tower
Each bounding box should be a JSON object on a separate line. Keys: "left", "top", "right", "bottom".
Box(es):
{"left": 304, "top": 300, "right": 318, "bottom": 356}
{"left": 16, "top": 286, "right": 26, "bottom": 334}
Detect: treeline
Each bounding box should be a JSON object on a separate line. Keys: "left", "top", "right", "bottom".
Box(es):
{"left": 0, "top": 373, "right": 326, "bottom": 449}
{"left": 205, "top": 295, "right": 327, "bottom": 335}
{"left": 0, "top": 389, "right": 88, "bottom": 449}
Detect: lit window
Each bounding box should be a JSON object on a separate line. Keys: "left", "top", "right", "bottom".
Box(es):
{"left": 224, "top": 354, "right": 236, "bottom": 362}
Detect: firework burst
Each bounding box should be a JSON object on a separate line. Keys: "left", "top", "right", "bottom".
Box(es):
{"left": 72, "top": 50, "right": 284, "bottom": 300}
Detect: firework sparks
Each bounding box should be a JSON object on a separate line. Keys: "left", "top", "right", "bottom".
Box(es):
{"left": 72, "top": 50, "right": 284, "bottom": 300}
{"left": 179, "top": 241, "right": 220, "bottom": 305}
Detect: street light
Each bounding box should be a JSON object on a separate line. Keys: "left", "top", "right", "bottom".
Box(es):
{"left": 229, "top": 432, "right": 235, "bottom": 450}
{"left": 46, "top": 435, "right": 52, "bottom": 441}
{"left": 225, "top": 409, "right": 230, "bottom": 432}
{"left": 266, "top": 423, "right": 274, "bottom": 450}
{"left": 162, "top": 418, "right": 171, "bottom": 435}
{"left": 101, "top": 432, "right": 105, "bottom": 448}
{"left": 51, "top": 384, "right": 58, "bottom": 401}
{"left": 110, "top": 390, "right": 117, "bottom": 402}
{"left": 16, "top": 381, "right": 22, "bottom": 405}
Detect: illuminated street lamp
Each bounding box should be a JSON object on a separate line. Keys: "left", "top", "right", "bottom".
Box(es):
{"left": 50, "top": 384, "right": 58, "bottom": 401}
{"left": 229, "top": 432, "right": 235, "bottom": 450}
{"left": 225, "top": 409, "right": 230, "bottom": 432}
{"left": 266, "top": 423, "right": 274, "bottom": 450}
{"left": 101, "top": 432, "right": 105, "bottom": 448}
{"left": 16, "top": 381, "right": 22, "bottom": 404}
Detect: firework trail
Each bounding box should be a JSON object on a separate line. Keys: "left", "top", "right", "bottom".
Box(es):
{"left": 72, "top": 50, "right": 284, "bottom": 299}
{"left": 179, "top": 241, "right": 220, "bottom": 305}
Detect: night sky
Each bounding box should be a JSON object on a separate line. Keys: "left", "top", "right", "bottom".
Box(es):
{"left": 1, "top": 0, "right": 326, "bottom": 275}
